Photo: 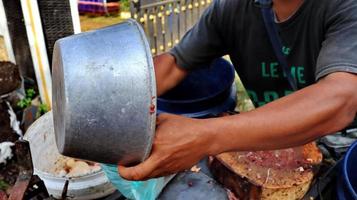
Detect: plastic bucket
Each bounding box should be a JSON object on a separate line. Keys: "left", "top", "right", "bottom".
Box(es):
{"left": 337, "top": 141, "right": 357, "bottom": 200}
{"left": 157, "top": 58, "right": 236, "bottom": 118}
{"left": 24, "top": 112, "right": 116, "bottom": 199}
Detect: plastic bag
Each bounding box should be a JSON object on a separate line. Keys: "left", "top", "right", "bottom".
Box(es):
{"left": 101, "top": 164, "right": 175, "bottom": 200}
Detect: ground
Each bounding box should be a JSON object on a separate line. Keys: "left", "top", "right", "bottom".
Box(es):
{"left": 79, "top": 14, "right": 125, "bottom": 32}
{"left": 0, "top": 37, "right": 8, "bottom": 61}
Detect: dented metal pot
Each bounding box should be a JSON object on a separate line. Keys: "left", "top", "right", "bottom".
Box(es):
{"left": 52, "top": 19, "right": 156, "bottom": 165}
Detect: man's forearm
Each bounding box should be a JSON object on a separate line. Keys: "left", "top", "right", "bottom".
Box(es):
{"left": 154, "top": 53, "right": 188, "bottom": 96}
{"left": 118, "top": 72, "right": 356, "bottom": 181}
{"left": 205, "top": 72, "right": 357, "bottom": 154}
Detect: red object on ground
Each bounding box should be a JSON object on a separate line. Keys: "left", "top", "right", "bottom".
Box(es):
{"left": 78, "top": 0, "right": 119, "bottom": 15}
{"left": 0, "top": 191, "right": 8, "bottom": 200}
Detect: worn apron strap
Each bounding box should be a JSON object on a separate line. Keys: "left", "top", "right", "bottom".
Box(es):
{"left": 257, "top": 0, "right": 298, "bottom": 91}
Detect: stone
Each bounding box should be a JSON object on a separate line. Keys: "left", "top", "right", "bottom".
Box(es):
{"left": 0, "top": 62, "right": 21, "bottom": 96}
{"left": 0, "top": 100, "right": 18, "bottom": 143}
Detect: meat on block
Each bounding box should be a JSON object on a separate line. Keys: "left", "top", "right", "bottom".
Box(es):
{"left": 209, "top": 142, "right": 323, "bottom": 200}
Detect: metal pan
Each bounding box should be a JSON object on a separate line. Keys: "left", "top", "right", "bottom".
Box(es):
{"left": 52, "top": 19, "right": 156, "bottom": 165}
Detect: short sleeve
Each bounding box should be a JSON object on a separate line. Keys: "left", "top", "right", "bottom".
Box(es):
{"left": 316, "top": 0, "right": 357, "bottom": 80}
{"left": 169, "top": 0, "right": 227, "bottom": 70}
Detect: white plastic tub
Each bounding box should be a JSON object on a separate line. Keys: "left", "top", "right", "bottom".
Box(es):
{"left": 24, "top": 111, "right": 116, "bottom": 199}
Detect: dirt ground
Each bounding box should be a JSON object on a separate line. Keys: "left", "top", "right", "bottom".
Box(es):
{"left": 0, "top": 37, "right": 8, "bottom": 61}
{"left": 80, "top": 14, "right": 125, "bottom": 32}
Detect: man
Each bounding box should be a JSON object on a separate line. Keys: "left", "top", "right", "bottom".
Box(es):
{"left": 119, "top": 0, "right": 357, "bottom": 180}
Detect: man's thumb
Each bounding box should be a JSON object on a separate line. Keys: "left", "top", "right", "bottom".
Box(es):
{"left": 117, "top": 156, "right": 156, "bottom": 181}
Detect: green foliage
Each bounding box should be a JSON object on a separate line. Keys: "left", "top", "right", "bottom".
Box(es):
{"left": 16, "top": 98, "right": 31, "bottom": 109}
{"left": 16, "top": 88, "right": 49, "bottom": 117}
{"left": 26, "top": 88, "right": 36, "bottom": 99}
{"left": 0, "top": 180, "right": 9, "bottom": 191}
{"left": 120, "top": 0, "right": 130, "bottom": 11}
{"left": 17, "top": 88, "right": 36, "bottom": 109}
{"left": 36, "top": 103, "right": 49, "bottom": 118}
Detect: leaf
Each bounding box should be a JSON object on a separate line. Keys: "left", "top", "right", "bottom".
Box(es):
{"left": 26, "top": 88, "right": 36, "bottom": 99}
{"left": 36, "top": 103, "right": 49, "bottom": 118}
{"left": 0, "top": 180, "right": 9, "bottom": 190}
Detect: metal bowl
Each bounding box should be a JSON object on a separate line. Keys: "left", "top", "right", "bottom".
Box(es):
{"left": 52, "top": 19, "right": 156, "bottom": 165}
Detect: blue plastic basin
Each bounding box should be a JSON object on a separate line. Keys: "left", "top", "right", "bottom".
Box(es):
{"left": 337, "top": 141, "right": 357, "bottom": 200}
{"left": 157, "top": 58, "right": 236, "bottom": 118}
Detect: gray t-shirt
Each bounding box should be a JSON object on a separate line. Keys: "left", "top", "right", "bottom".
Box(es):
{"left": 170, "top": 0, "right": 357, "bottom": 106}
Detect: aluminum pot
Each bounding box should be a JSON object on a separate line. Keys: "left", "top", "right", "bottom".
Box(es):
{"left": 52, "top": 19, "right": 156, "bottom": 165}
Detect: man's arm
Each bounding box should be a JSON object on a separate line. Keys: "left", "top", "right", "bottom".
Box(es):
{"left": 118, "top": 72, "right": 357, "bottom": 180}
{"left": 153, "top": 53, "right": 188, "bottom": 96}
{"left": 209, "top": 72, "right": 357, "bottom": 153}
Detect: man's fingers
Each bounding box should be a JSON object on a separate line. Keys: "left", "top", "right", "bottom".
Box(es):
{"left": 118, "top": 156, "right": 158, "bottom": 181}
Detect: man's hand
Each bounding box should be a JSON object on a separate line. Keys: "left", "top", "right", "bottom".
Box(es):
{"left": 118, "top": 72, "right": 357, "bottom": 181}
{"left": 118, "top": 113, "right": 215, "bottom": 181}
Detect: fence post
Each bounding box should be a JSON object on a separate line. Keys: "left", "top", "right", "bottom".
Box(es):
{"left": 132, "top": 0, "right": 210, "bottom": 55}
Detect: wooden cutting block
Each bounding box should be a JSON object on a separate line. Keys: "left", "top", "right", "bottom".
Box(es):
{"left": 217, "top": 79, "right": 324, "bottom": 199}
{"left": 210, "top": 142, "right": 323, "bottom": 200}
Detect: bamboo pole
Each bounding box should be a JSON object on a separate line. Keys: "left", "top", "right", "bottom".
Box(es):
{"left": 20, "top": 0, "right": 52, "bottom": 108}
